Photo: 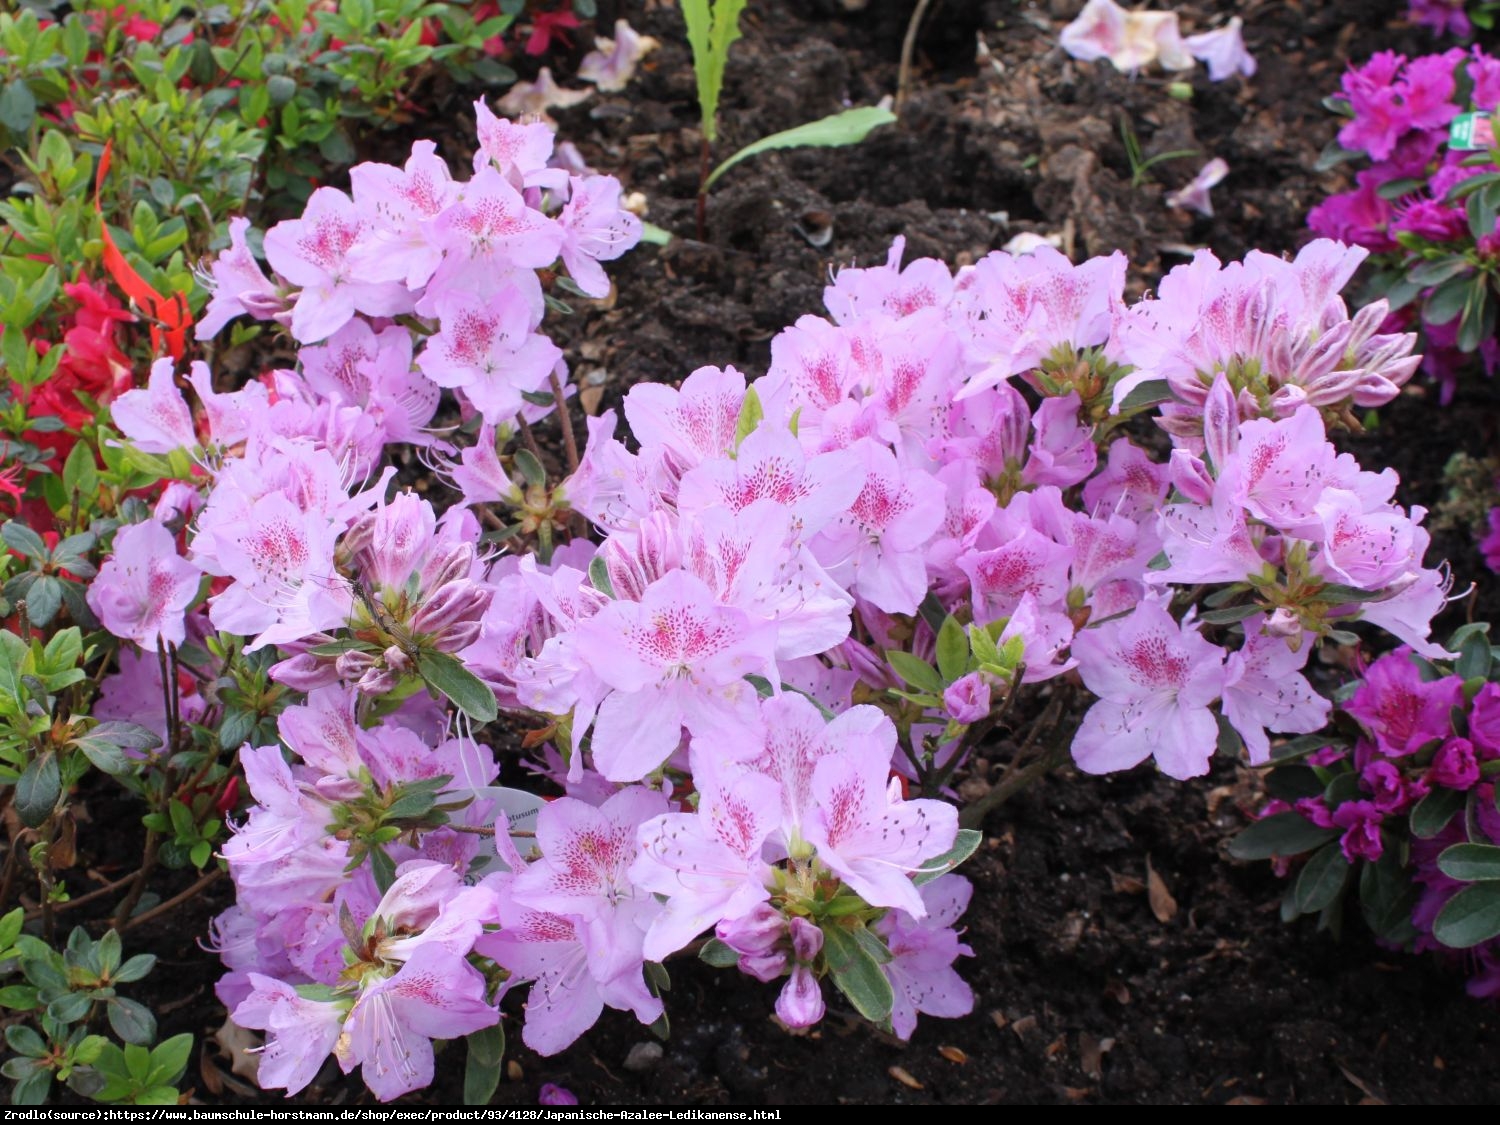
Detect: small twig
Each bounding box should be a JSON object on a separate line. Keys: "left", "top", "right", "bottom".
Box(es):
{"left": 110, "top": 829, "right": 159, "bottom": 931}
{"left": 516, "top": 415, "right": 546, "bottom": 465}
{"left": 550, "top": 371, "right": 580, "bottom": 475}
{"left": 120, "top": 868, "right": 222, "bottom": 933}
{"left": 959, "top": 686, "right": 1074, "bottom": 829}
{"left": 22, "top": 867, "right": 139, "bottom": 922}
{"left": 895, "top": 0, "right": 935, "bottom": 115}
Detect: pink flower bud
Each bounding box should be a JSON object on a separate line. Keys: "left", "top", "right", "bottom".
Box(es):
{"left": 1169, "top": 449, "right": 1215, "bottom": 505}
{"left": 788, "top": 916, "right": 823, "bottom": 964}
{"left": 943, "top": 672, "right": 991, "bottom": 724}
{"left": 717, "top": 903, "right": 784, "bottom": 957}
{"left": 774, "top": 965, "right": 825, "bottom": 1028}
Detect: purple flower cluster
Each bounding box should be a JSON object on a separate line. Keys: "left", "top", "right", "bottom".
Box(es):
{"left": 1261, "top": 649, "right": 1500, "bottom": 995}
{"left": 1308, "top": 47, "right": 1500, "bottom": 399}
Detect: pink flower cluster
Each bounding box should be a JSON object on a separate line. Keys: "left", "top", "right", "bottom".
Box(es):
{"left": 1308, "top": 47, "right": 1500, "bottom": 399}
{"left": 198, "top": 98, "right": 640, "bottom": 428}
{"left": 92, "top": 196, "right": 1454, "bottom": 1098}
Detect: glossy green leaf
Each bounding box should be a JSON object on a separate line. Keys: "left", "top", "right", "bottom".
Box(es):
{"left": 913, "top": 829, "right": 983, "bottom": 886}
{"left": 1433, "top": 881, "right": 1500, "bottom": 948}
{"left": 1438, "top": 842, "right": 1500, "bottom": 882}
{"left": 463, "top": 1023, "right": 504, "bottom": 1106}
{"left": 417, "top": 651, "right": 497, "bottom": 723}
{"left": 821, "top": 924, "right": 893, "bottom": 1023}
{"left": 1227, "top": 811, "right": 1338, "bottom": 860}
{"left": 1293, "top": 842, "right": 1350, "bottom": 915}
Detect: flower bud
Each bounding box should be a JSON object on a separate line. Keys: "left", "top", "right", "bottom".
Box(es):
{"left": 774, "top": 965, "right": 825, "bottom": 1028}
{"left": 270, "top": 651, "right": 341, "bottom": 691}
{"left": 737, "top": 951, "right": 789, "bottom": 983}
{"left": 411, "top": 581, "right": 491, "bottom": 636}
{"left": 788, "top": 916, "right": 823, "bottom": 964}
{"left": 1168, "top": 449, "right": 1214, "bottom": 505}
{"left": 943, "top": 672, "right": 991, "bottom": 725}
{"left": 717, "top": 903, "right": 784, "bottom": 958}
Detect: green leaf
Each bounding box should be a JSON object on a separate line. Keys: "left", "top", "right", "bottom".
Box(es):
{"left": 60, "top": 442, "right": 98, "bottom": 504}
{"left": 1196, "top": 603, "right": 1262, "bottom": 625}
{"left": 935, "top": 616, "right": 969, "bottom": 683}
{"left": 733, "top": 385, "right": 763, "bottom": 448}
{"left": 587, "top": 554, "right": 615, "bottom": 598}
{"left": 107, "top": 996, "right": 157, "bottom": 1045}
{"left": 463, "top": 1023, "right": 504, "bottom": 1106}
{"left": 23, "top": 575, "right": 62, "bottom": 626}
{"left": 698, "top": 937, "right": 740, "bottom": 968}
{"left": 1293, "top": 842, "right": 1350, "bottom": 915}
{"left": 1359, "top": 850, "right": 1419, "bottom": 946}
{"left": 1432, "top": 881, "right": 1500, "bottom": 948}
{"left": 1115, "top": 378, "right": 1173, "bottom": 412}
{"left": 1437, "top": 842, "right": 1500, "bottom": 882}
{"left": 5, "top": 1024, "right": 47, "bottom": 1057}
{"left": 10, "top": 1061, "right": 51, "bottom": 1105}
{"left": 706, "top": 106, "right": 897, "bottom": 189}
{"left": 1457, "top": 630, "right": 1493, "bottom": 681}
{"left": 821, "top": 924, "right": 894, "bottom": 1022}
{"left": 417, "top": 651, "right": 497, "bottom": 723}
{"left": 913, "top": 829, "right": 983, "bottom": 886}
{"left": 0, "top": 80, "right": 37, "bottom": 133}
{"left": 0, "top": 906, "right": 22, "bottom": 950}
{"left": 885, "top": 650, "right": 944, "bottom": 695}
{"left": 681, "top": 0, "right": 747, "bottom": 143}
{"left": 16, "top": 752, "right": 60, "bottom": 828}
{"left": 1411, "top": 786, "right": 1466, "bottom": 839}
{"left": 0, "top": 985, "right": 38, "bottom": 1010}
{"left": 47, "top": 990, "right": 92, "bottom": 1024}
{"left": 1264, "top": 764, "right": 1325, "bottom": 802}
{"left": 1270, "top": 733, "right": 1341, "bottom": 762}
{"left": 1227, "top": 811, "right": 1338, "bottom": 861}
{"left": 369, "top": 845, "right": 397, "bottom": 893}
{"left": 112, "top": 954, "right": 156, "bottom": 984}
{"left": 513, "top": 448, "right": 546, "bottom": 488}
{"left": 2, "top": 520, "right": 47, "bottom": 561}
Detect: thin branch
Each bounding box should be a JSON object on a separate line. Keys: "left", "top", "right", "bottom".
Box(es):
{"left": 550, "top": 371, "right": 580, "bottom": 476}
{"left": 120, "top": 868, "right": 223, "bottom": 933}
{"left": 895, "top": 0, "right": 935, "bottom": 116}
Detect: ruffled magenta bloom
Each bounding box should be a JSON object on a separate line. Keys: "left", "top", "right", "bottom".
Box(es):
{"left": 1344, "top": 648, "right": 1462, "bottom": 757}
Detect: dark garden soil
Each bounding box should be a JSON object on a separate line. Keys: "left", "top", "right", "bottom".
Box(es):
{"left": 41, "top": 0, "right": 1500, "bottom": 1107}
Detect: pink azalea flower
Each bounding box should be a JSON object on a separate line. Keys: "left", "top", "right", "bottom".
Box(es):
{"left": 421, "top": 167, "right": 563, "bottom": 310}
{"left": 632, "top": 749, "right": 780, "bottom": 961}
{"left": 810, "top": 440, "right": 945, "bottom": 615}
{"left": 875, "top": 874, "right": 975, "bottom": 1040}
{"left": 87, "top": 519, "right": 201, "bottom": 650}
{"left": 347, "top": 139, "right": 459, "bottom": 290}
{"left": 1165, "top": 158, "right": 1230, "bottom": 218}
{"left": 232, "top": 975, "right": 347, "bottom": 1096}
{"left": 478, "top": 890, "right": 662, "bottom": 1056}
{"left": 496, "top": 67, "right": 592, "bottom": 126}
{"left": 623, "top": 365, "right": 747, "bottom": 477}
{"left": 578, "top": 19, "right": 659, "bottom": 92}
{"left": 417, "top": 289, "right": 563, "bottom": 425}
{"left": 1070, "top": 595, "right": 1227, "bottom": 779}
{"left": 1184, "top": 19, "right": 1256, "bottom": 81}
{"left": 196, "top": 217, "right": 283, "bottom": 338}
{"left": 263, "top": 187, "right": 412, "bottom": 343}
{"left": 556, "top": 174, "right": 642, "bottom": 298}
{"left": 802, "top": 731, "right": 959, "bottom": 917}
{"left": 1221, "top": 615, "right": 1330, "bottom": 764}
{"left": 111, "top": 357, "right": 197, "bottom": 452}
{"left": 334, "top": 942, "right": 498, "bottom": 1101}
{"left": 1343, "top": 647, "right": 1462, "bottom": 757}
{"left": 575, "top": 570, "right": 776, "bottom": 781}
{"left": 512, "top": 788, "right": 668, "bottom": 979}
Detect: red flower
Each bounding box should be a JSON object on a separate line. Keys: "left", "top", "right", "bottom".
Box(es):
{"left": 524, "top": 9, "right": 580, "bottom": 56}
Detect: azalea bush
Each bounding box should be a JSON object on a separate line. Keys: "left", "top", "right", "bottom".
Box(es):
{"left": 1311, "top": 45, "right": 1500, "bottom": 401}
{"left": 39, "top": 72, "right": 1466, "bottom": 1097}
